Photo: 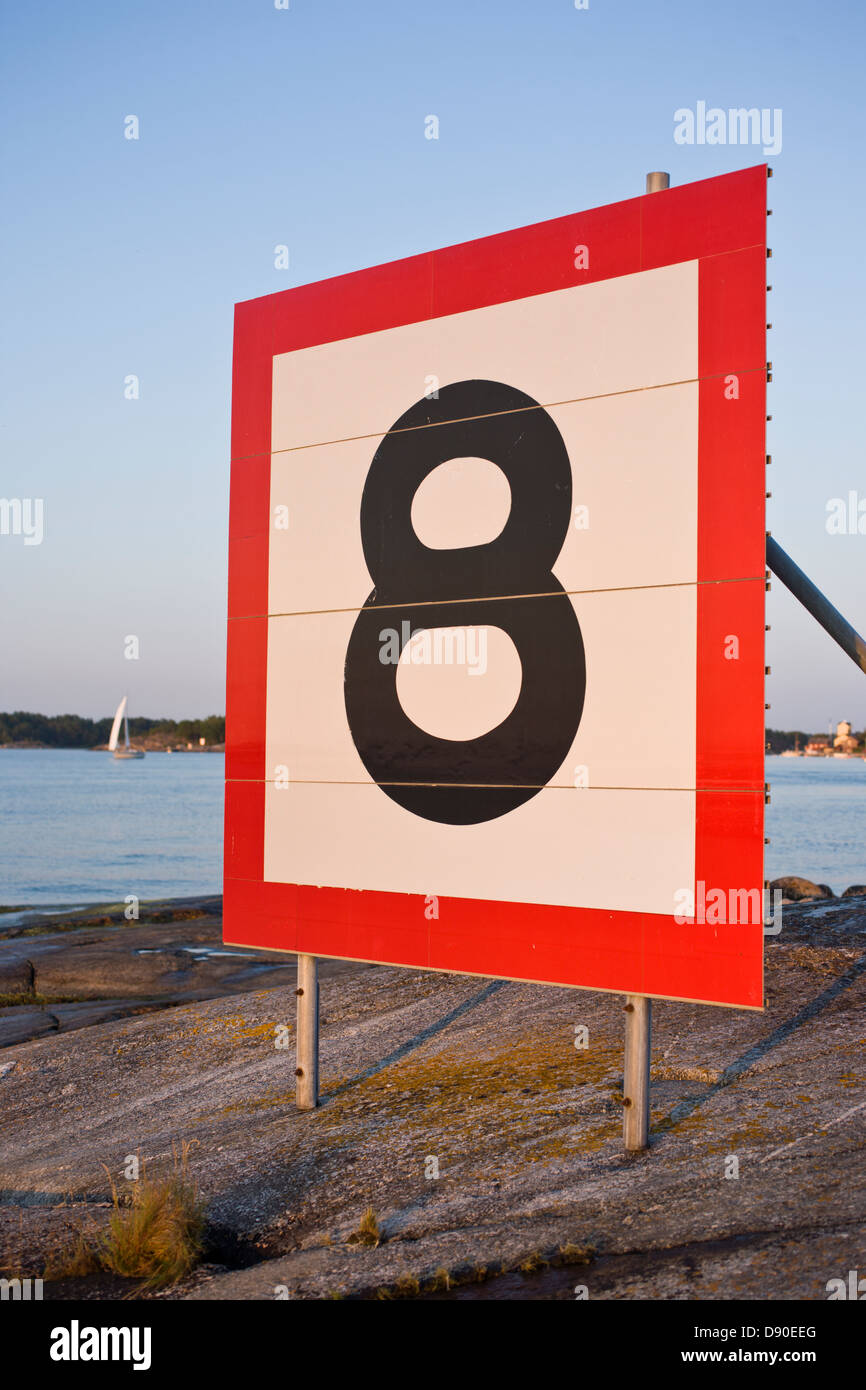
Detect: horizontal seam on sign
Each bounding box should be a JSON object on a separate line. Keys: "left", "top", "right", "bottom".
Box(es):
{"left": 229, "top": 574, "right": 765, "bottom": 620}
{"left": 232, "top": 365, "right": 767, "bottom": 464}
{"left": 227, "top": 779, "right": 764, "bottom": 792}
{"left": 695, "top": 240, "right": 767, "bottom": 265}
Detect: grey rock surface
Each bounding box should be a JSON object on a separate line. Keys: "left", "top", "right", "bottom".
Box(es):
{"left": 0, "top": 895, "right": 864, "bottom": 1300}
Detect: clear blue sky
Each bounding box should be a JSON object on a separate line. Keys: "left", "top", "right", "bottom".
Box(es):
{"left": 1, "top": 0, "right": 864, "bottom": 729}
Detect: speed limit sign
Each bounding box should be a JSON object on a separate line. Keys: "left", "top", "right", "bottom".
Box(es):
{"left": 225, "top": 165, "right": 768, "bottom": 1008}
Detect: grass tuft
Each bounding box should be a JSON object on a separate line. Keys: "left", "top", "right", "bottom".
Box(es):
{"left": 555, "top": 1242, "right": 595, "bottom": 1266}
{"left": 391, "top": 1273, "right": 420, "bottom": 1297}
{"left": 44, "top": 1232, "right": 99, "bottom": 1280}
{"left": 347, "top": 1207, "right": 381, "bottom": 1248}
{"left": 45, "top": 1142, "right": 204, "bottom": 1292}
{"left": 0, "top": 992, "right": 81, "bottom": 1008}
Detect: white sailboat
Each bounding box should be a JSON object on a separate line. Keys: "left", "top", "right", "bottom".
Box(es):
{"left": 109, "top": 696, "right": 145, "bottom": 760}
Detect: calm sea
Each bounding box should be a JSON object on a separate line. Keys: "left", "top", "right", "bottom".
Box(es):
{"left": 0, "top": 749, "right": 224, "bottom": 907}
{"left": 0, "top": 750, "right": 863, "bottom": 907}
{"left": 763, "top": 754, "right": 864, "bottom": 893}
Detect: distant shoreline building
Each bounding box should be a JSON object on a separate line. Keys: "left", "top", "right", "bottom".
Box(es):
{"left": 801, "top": 721, "right": 862, "bottom": 757}
{"left": 833, "top": 720, "right": 859, "bottom": 754}
{"left": 804, "top": 736, "right": 830, "bottom": 757}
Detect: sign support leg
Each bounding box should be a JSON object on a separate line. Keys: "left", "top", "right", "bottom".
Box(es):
{"left": 623, "top": 995, "right": 651, "bottom": 1150}
{"left": 616, "top": 172, "right": 668, "bottom": 1155}
{"left": 296, "top": 953, "right": 319, "bottom": 1109}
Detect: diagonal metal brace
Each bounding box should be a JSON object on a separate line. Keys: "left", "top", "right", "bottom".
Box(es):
{"left": 766, "top": 536, "right": 866, "bottom": 677}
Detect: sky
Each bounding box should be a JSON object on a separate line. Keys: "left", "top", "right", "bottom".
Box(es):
{"left": 1, "top": 0, "right": 864, "bottom": 729}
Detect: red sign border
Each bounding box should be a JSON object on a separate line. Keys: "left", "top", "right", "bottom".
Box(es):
{"left": 224, "top": 165, "right": 768, "bottom": 1009}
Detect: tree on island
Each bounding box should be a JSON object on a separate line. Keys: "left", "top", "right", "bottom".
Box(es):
{"left": 0, "top": 712, "right": 225, "bottom": 748}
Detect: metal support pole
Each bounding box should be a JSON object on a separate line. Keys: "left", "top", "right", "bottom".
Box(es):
{"left": 618, "top": 170, "right": 669, "bottom": 1155}
{"left": 766, "top": 536, "right": 866, "bottom": 677}
{"left": 295, "top": 953, "right": 319, "bottom": 1109}
{"left": 623, "top": 996, "right": 652, "bottom": 1150}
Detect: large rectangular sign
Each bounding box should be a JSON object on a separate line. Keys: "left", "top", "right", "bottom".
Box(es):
{"left": 224, "top": 166, "right": 768, "bottom": 1007}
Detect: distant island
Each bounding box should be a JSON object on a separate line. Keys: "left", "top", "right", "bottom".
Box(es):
{"left": 0, "top": 711, "right": 225, "bottom": 751}
{"left": 2, "top": 714, "right": 862, "bottom": 758}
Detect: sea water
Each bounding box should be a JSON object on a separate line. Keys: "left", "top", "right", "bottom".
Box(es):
{"left": 0, "top": 748, "right": 863, "bottom": 907}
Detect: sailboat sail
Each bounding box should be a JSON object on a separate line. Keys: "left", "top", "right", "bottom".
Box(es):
{"left": 108, "top": 696, "right": 127, "bottom": 752}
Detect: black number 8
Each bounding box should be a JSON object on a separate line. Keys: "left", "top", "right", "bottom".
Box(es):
{"left": 344, "top": 379, "right": 585, "bottom": 825}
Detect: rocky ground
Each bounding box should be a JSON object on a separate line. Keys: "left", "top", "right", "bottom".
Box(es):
{"left": 0, "top": 890, "right": 864, "bottom": 1300}
{"left": 0, "top": 897, "right": 336, "bottom": 1048}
